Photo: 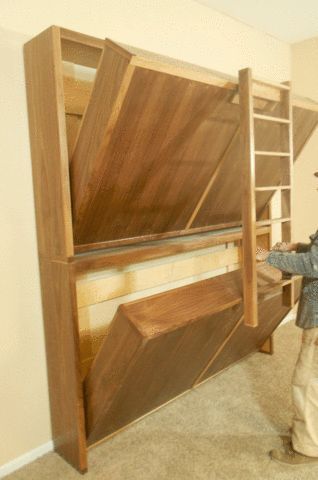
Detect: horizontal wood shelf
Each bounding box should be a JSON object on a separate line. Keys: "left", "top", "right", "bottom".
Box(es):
{"left": 253, "top": 113, "right": 290, "bottom": 124}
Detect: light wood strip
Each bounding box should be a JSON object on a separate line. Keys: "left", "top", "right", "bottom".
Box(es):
{"left": 76, "top": 247, "right": 240, "bottom": 308}
{"left": 253, "top": 113, "right": 290, "bottom": 124}
{"left": 255, "top": 186, "right": 291, "bottom": 191}
{"left": 255, "top": 150, "right": 290, "bottom": 156}
{"left": 239, "top": 68, "right": 258, "bottom": 328}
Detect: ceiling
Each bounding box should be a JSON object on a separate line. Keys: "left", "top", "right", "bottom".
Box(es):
{"left": 195, "top": 0, "right": 318, "bottom": 43}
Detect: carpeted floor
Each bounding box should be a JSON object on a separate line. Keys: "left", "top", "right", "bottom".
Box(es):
{"left": 5, "top": 322, "right": 318, "bottom": 479}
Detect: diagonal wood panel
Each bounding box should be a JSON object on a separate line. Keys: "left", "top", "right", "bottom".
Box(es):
{"left": 84, "top": 266, "right": 289, "bottom": 446}
{"left": 66, "top": 39, "right": 318, "bottom": 250}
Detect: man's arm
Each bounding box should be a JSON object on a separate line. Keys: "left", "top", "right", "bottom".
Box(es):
{"left": 265, "top": 246, "right": 318, "bottom": 278}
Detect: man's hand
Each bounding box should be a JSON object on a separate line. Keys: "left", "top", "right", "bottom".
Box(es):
{"left": 272, "top": 242, "right": 297, "bottom": 252}
{"left": 256, "top": 247, "right": 270, "bottom": 262}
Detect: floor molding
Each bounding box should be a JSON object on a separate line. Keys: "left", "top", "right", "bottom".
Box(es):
{"left": 0, "top": 441, "right": 53, "bottom": 479}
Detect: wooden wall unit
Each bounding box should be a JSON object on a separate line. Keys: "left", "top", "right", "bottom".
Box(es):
{"left": 24, "top": 26, "right": 318, "bottom": 473}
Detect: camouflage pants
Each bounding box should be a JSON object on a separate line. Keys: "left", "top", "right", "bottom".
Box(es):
{"left": 292, "top": 328, "right": 318, "bottom": 457}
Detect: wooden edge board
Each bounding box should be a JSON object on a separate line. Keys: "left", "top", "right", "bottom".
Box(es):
{"left": 74, "top": 222, "right": 244, "bottom": 254}
{"left": 58, "top": 26, "right": 318, "bottom": 110}
{"left": 72, "top": 226, "right": 270, "bottom": 274}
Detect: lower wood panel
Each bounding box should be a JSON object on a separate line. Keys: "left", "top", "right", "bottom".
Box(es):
{"left": 84, "top": 267, "right": 289, "bottom": 446}
{"left": 198, "top": 293, "right": 289, "bottom": 382}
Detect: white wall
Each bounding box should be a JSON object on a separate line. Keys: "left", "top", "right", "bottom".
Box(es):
{"left": 0, "top": 0, "right": 290, "bottom": 470}
{"left": 292, "top": 38, "right": 318, "bottom": 242}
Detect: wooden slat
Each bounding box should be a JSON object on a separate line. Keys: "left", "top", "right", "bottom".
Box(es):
{"left": 255, "top": 186, "right": 291, "bottom": 191}
{"left": 76, "top": 247, "right": 240, "bottom": 307}
{"left": 255, "top": 150, "right": 290, "bottom": 156}
{"left": 239, "top": 68, "right": 258, "bottom": 327}
{"left": 71, "top": 41, "right": 135, "bottom": 219}
{"left": 253, "top": 113, "right": 290, "bottom": 124}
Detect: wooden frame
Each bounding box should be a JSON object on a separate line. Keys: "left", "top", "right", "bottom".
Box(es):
{"left": 24, "top": 26, "right": 318, "bottom": 473}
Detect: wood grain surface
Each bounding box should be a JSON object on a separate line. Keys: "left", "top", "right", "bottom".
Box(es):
{"left": 84, "top": 265, "right": 289, "bottom": 445}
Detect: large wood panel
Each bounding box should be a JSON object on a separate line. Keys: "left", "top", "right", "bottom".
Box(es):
{"left": 66, "top": 46, "right": 318, "bottom": 249}
{"left": 71, "top": 57, "right": 238, "bottom": 245}
{"left": 84, "top": 266, "right": 288, "bottom": 446}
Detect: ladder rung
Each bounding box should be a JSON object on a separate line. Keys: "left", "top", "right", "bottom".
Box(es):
{"left": 253, "top": 78, "right": 290, "bottom": 91}
{"left": 253, "top": 113, "right": 290, "bottom": 124}
{"left": 255, "top": 186, "right": 291, "bottom": 191}
{"left": 256, "top": 217, "right": 291, "bottom": 226}
{"left": 255, "top": 151, "right": 290, "bottom": 157}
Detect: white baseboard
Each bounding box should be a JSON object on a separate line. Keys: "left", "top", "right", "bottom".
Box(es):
{"left": 0, "top": 441, "right": 53, "bottom": 479}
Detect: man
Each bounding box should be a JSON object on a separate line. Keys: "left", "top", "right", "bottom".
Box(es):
{"left": 256, "top": 171, "right": 318, "bottom": 466}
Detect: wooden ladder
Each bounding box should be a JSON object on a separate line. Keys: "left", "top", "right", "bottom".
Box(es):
{"left": 239, "top": 68, "right": 294, "bottom": 327}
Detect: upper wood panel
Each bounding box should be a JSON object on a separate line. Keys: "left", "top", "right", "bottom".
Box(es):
{"left": 67, "top": 36, "right": 318, "bottom": 250}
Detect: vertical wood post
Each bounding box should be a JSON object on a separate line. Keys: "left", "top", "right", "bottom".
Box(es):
{"left": 24, "top": 26, "right": 87, "bottom": 472}
{"left": 239, "top": 68, "right": 258, "bottom": 327}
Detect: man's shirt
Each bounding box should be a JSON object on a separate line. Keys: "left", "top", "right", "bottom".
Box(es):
{"left": 266, "top": 230, "right": 318, "bottom": 329}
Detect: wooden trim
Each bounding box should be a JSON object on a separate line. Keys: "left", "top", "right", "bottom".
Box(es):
{"left": 24, "top": 26, "right": 87, "bottom": 473}
{"left": 24, "top": 26, "right": 74, "bottom": 259}
{"left": 239, "top": 68, "right": 258, "bottom": 328}
{"left": 74, "top": 222, "right": 243, "bottom": 253}
{"left": 39, "top": 259, "right": 87, "bottom": 472}
{"left": 73, "top": 226, "right": 270, "bottom": 274}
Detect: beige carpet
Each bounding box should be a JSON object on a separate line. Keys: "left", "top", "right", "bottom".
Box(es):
{"left": 5, "top": 322, "right": 318, "bottom": 479}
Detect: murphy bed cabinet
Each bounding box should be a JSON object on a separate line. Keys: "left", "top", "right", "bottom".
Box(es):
{"left": 24, "top": 26, "right": 318, "bottom": 473}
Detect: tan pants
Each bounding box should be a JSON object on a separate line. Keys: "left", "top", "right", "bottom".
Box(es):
{"left": 292, "top": 327, "right": 318, "bottom": 457}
